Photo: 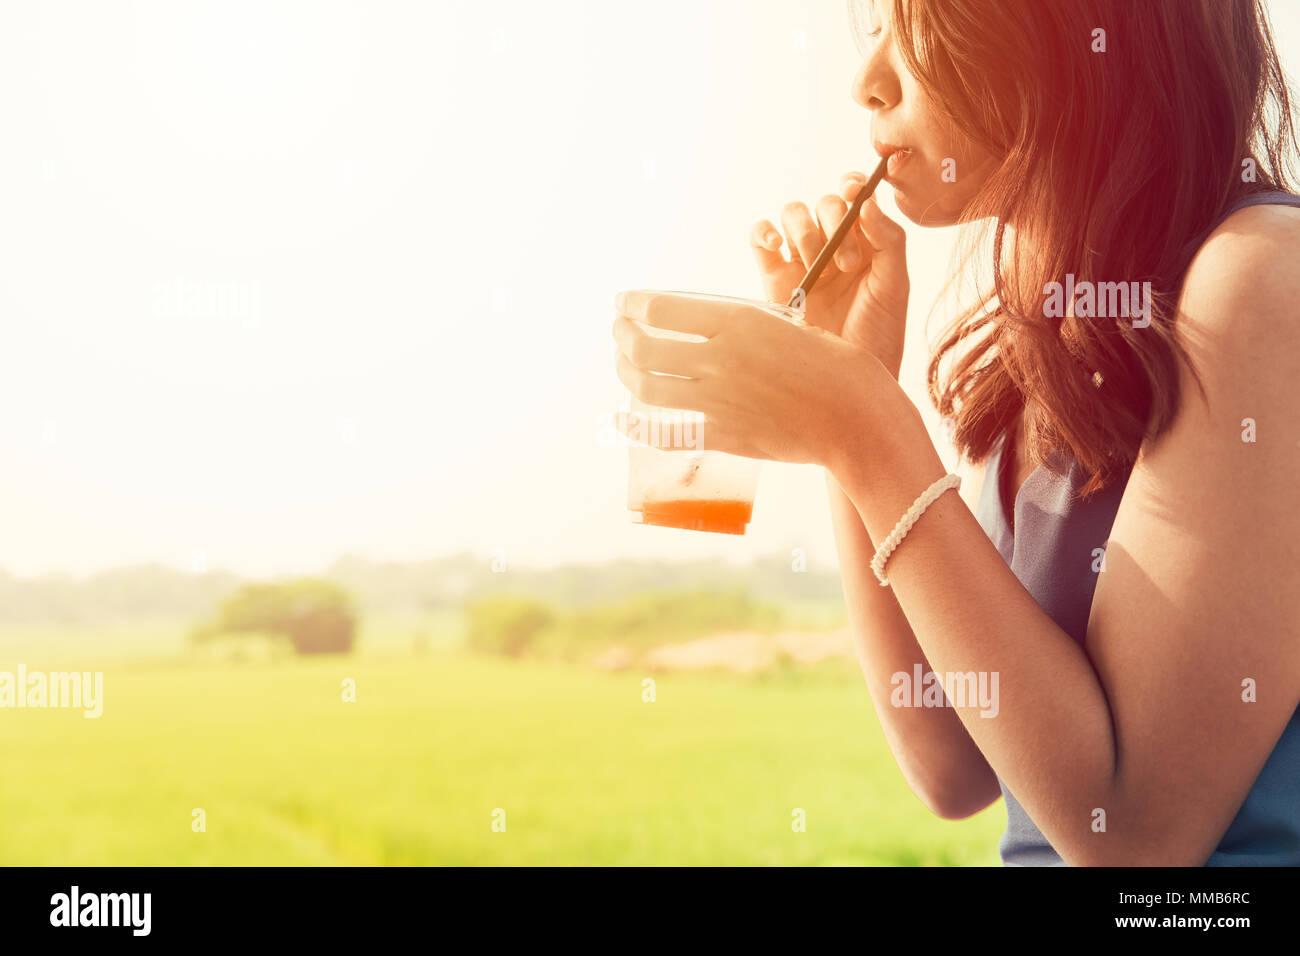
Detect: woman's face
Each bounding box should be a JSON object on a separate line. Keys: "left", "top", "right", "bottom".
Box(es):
{"left": 851, "top": 0, "right": 999, "bottom": 226}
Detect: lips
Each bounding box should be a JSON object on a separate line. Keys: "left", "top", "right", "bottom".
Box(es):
{"left": 873, "top": 140, "right": 914, "bottom": 177}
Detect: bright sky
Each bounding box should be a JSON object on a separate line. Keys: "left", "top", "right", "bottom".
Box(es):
{"left": 0, "top": 0, "right": 1296, "bottom": 578}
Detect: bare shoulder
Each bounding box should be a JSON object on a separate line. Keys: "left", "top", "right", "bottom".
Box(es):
{"left": 1180, "top": 200, "right": 1300, "bottom": 330}
{"left": 1173, "top": 201, "right": 1300, "bottom": 405}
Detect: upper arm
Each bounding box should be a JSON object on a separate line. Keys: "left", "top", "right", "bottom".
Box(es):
{"left": 1084, "top": 203, "right": 1300, "bottom": 864}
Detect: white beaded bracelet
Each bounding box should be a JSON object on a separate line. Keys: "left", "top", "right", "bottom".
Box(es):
{"left": 870, "top": 473, "right": 963, "bottom": 587}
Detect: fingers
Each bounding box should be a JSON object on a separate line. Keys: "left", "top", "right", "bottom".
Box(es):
{"left": 837, "top": 171, "right": 909, "bottom": 284}
{"left": 838, "top": 169, "right": 905, "bottom": 255}
{"left": 857, "top": 196, "right": 908, "bottom": 285}
{"left": 858, "top": 195, "right": 907, "bottom": 252}
{"left": 614, "top": 350, "right": 703, "bottom": 412}
{"left": 614, "top": 409, "right": 758, "bottom": 458}
{"left": 750, "top": 219, "right": 788, "bottom": 276}
{"left": 757, "top": 172, "right": 897, "bottom": 285}
{"left": 780, "top": 201, "right": 825, "bottom": 271}
{"left": 611, "top": 313, "right": 706, "bottom": 378}
{"left": 779, "top": 186, "right": 871, "bottom": 278}
{"left": 816, "top": 193, "right": 860, "bottom": 272}
{"left": 839, "top": 170, "right": 867, "bottom": 199}
{"left": 614, "top": 290, "right": 723, "bottom": 338}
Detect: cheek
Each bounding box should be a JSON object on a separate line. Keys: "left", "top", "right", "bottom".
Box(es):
{"left": 926, "top": 132, "right": 994, "bottom": 189}
{"left": 895, "top": 147, "right": 996, "bottom": 225}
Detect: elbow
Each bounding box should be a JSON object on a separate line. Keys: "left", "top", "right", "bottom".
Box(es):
{"left": 1056, "top": 816, "right": 1217, "bottom": 866}
{"left": 925, "top": 793, "right": 996, "bottom": 822}
{"left": 912, "top": 777, "right": 1001, "bottom": 821}
{"left": 1064, "top": 839, "right": 1213, "bottom": 868}
{"left": 888, "top": 740, "right": 1003, "bottom": 821}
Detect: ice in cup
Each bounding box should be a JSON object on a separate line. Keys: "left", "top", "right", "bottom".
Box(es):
{"left": 621, "top": 290, "right": 804, "bottom": 535}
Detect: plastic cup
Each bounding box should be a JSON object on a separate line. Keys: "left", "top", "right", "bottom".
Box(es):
{"left": 622, "top": 290, "right": 804, "bottom": 535}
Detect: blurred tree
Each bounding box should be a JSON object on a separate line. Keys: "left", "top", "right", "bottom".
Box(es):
{"left": 193, "top": 578, "right": 357, "bottom": 655}
{"left": 463, "top": 596, "right": 556, "bottom": 658}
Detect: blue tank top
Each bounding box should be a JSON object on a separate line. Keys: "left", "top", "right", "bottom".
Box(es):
{"left": 972, "top": 189, "right": 1300, "bottom": 866}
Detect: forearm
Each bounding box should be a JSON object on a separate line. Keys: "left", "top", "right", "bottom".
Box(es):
{"left": 826, "top": 468, "right": 1000, "bottom": 818}
{"left": 830, "top": 391, "right": 1132, "bottom": 864}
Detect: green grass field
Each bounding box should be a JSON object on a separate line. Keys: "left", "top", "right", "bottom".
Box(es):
{"left": 0, "top": 630, "right": 1005, "bottom": 865}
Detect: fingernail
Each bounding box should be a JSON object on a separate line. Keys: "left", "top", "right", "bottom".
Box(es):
{"left": 614, "top": 292, "right": 627, "bottom": 312}
{"left": 764, "top": 231, "right": 780, "bottom": 247}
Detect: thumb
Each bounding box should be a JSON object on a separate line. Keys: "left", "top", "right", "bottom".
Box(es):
{"left": 857, "top": 197, "right": 908, "bottom": 290}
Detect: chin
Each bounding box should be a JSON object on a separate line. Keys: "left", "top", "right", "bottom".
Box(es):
{"left": 893, "top": 188, "right": 962, "bottom": 227}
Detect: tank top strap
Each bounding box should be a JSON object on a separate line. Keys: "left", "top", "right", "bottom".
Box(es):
{"left": 1180, "top": 189, "right": 1300, "bottom": 264}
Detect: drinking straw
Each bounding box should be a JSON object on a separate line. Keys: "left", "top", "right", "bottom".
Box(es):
{"left": 787, "top": 155, "right": 891, "bottom": 308}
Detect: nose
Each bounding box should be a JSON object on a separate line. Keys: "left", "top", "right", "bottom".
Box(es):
{"left": 851, "top": 53, "right": 898, "bottom": 113}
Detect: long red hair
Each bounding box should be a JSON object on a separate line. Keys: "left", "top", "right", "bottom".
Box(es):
{"left": 854, "top": 0, "right": 1299, "bottom": 496}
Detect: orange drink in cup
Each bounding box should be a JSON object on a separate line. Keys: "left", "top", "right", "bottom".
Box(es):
{"left": 618, "top": 160, "right": 889, "bottom": 535}
{"left": 622, "top": 290, "right": 803, "bottom": 535}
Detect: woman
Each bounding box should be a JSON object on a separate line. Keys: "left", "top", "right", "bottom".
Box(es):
{"left": 612, "top": 0, "right": 1300, "bottom": 866}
